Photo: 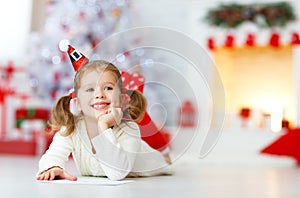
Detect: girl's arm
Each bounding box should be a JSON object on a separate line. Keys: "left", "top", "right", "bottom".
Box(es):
{"left": 91, "top": 121, "right": 141, "bottom": 181}
{"left": 37, "top": 129, "right": 73, "bottom": 177}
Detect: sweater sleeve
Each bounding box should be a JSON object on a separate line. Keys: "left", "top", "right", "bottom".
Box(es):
{"left": 91, "top": 122, "right": 141, "bottom": 181}
{"left": 37, "top": 130, "right": 73, "bottom": 175}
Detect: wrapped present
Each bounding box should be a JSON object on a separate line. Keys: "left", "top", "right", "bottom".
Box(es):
{"left": 120, "top": 71, "right": 145, "bottom": 92}
{"left": 15, "top": 108, "right": 49, "bottom": 128}
{"left": 178, "top": 100, "right": 196, "bottom": 127}
{"left": 121, "top": 71, "right": 170, "bottom": 152}
{"left": 0, "top": 108, "right": 50, "bottom": 156}
{"left": 0, "top": 139, "right": 37, "bottom": 155}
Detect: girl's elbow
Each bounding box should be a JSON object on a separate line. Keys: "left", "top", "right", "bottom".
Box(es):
{"left": 107, "top": 170, "right": 129, "bottom": 181}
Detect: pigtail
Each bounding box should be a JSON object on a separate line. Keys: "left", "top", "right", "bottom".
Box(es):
{"left": 126, "top": 90, "right": 147, "bottom": 123}
{"left": 48, "top": 95, "right": 76, "bottom": 136}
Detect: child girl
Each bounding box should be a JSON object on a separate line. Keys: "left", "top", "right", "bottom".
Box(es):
{"left": 36, "top": 60, "right": 171, "bottom": 181}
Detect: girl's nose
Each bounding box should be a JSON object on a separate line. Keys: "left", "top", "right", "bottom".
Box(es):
{"left": 94, "top": 87, "right": 105, "bottom": 99}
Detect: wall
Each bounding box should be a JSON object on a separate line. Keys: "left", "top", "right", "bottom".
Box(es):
{"left": 2, "top": 0, "right": 300, "bottom": 127}
{"left": 133, "top": 0, "right": 300, "bottom": 48}
{"left": 0, "top": 0, "right": 33, "bottom": 63}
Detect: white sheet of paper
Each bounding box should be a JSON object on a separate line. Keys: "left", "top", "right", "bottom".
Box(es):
{"left": 38, "top": 177, "right": 134, "bottom": 186}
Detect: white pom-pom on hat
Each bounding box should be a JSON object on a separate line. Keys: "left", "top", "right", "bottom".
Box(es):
{"left": 59, "top": 39, "right": 70, "bottom": 52}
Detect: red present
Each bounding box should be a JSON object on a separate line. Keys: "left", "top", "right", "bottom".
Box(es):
{"left": 15, "top": 108, "right": 49, "bottom": 128}
{"left": 0, "top": 139, "right": 37, "bottom": 155}
{"left": 121, "top": 71, "right": 170, "bottom": 151}
{"left": 239, "top": 107, "right": 251, "bottom": 119}
{"left": 120, "top": 71, "right": 145, "bottom": 92}
{"left": 178, "top": 100, "right": 196, "bottom": 127}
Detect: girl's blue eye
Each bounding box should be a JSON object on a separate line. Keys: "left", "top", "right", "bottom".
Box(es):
{"left": 86, "top": 88, "right": 94, "bottom": 92}
{"left": 104, "top": 86, "right": 113, "bottom": 91}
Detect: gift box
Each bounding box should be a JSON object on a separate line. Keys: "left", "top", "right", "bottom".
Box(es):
{"left": 121, "top": 71, "right": 171, "bottom": 151}
{"left": 0, "top": 107, "right": 50, "bottom": 155}
{"left": 0, "top": 139, "right": 37, "bottom": 155}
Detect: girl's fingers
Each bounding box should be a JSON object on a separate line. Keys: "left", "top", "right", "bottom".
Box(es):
{"left": 36, "top": 174, "right": 43, "bottom": 180}
{"left": 63, "top": 172, "right": 78, "bottom": 181}
{"left": 49, "top": 171, "right": 56, "bottom": 180}
{"left": 37, "top": 169, "right": 77, "bottom": 181}
{"left": 44, "top": 172, "right": 50, "bottom": 180}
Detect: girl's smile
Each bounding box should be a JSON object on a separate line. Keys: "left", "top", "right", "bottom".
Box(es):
{"left": 91, "top": 101, "right": 110, "bottom": 111}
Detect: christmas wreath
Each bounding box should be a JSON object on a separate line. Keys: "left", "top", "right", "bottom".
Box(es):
{"left": 204, "top": 2, "right": 296, "bottom": 28}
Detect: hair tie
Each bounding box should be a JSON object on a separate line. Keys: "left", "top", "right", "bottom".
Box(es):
{"left": 123, "top": 88, "right": 131, "bottom": 102}
{"left": 69, "top": 98, "right": 81, "bottom": 115}
{"left": 68, "top": 88, "right": 75, "bottom": 98}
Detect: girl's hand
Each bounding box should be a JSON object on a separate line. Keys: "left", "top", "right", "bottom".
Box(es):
{"left": 36, "top": 166, "right": 77, "bottom": 181}
{"left": 98, "top": 107, "right": 123, "bottom": 131}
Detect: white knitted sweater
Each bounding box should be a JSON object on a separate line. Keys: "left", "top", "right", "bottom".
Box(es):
{"left": 38, "top": 120, "right": 171, "bottom": 180}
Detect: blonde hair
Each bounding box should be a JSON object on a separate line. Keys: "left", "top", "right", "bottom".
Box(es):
{"left": 48, "top": 60, "right": 147, "bottom": 136}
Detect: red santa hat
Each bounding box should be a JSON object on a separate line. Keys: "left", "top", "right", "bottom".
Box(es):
{"left": 59, "top": 40, "right": 89, "bottom": 98}
{"left": 59, "top": 39, "right": 89, "bottom": 71}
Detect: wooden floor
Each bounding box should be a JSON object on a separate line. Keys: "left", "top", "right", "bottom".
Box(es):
{"left": 1, "top": 129, "right": 300, "bottom": 198}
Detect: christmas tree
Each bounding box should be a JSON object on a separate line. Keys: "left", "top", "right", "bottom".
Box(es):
{"left": 27, "top": 0, "right": 140, "bottom": 106}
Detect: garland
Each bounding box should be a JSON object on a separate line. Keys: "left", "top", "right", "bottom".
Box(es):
{"left": 204, "top": 2, "right": 296, "bottom": 28}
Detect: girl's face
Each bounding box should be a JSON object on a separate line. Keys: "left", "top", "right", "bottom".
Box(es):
{"left": 75, "top": 70, "right": 121, "bottom": 121}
